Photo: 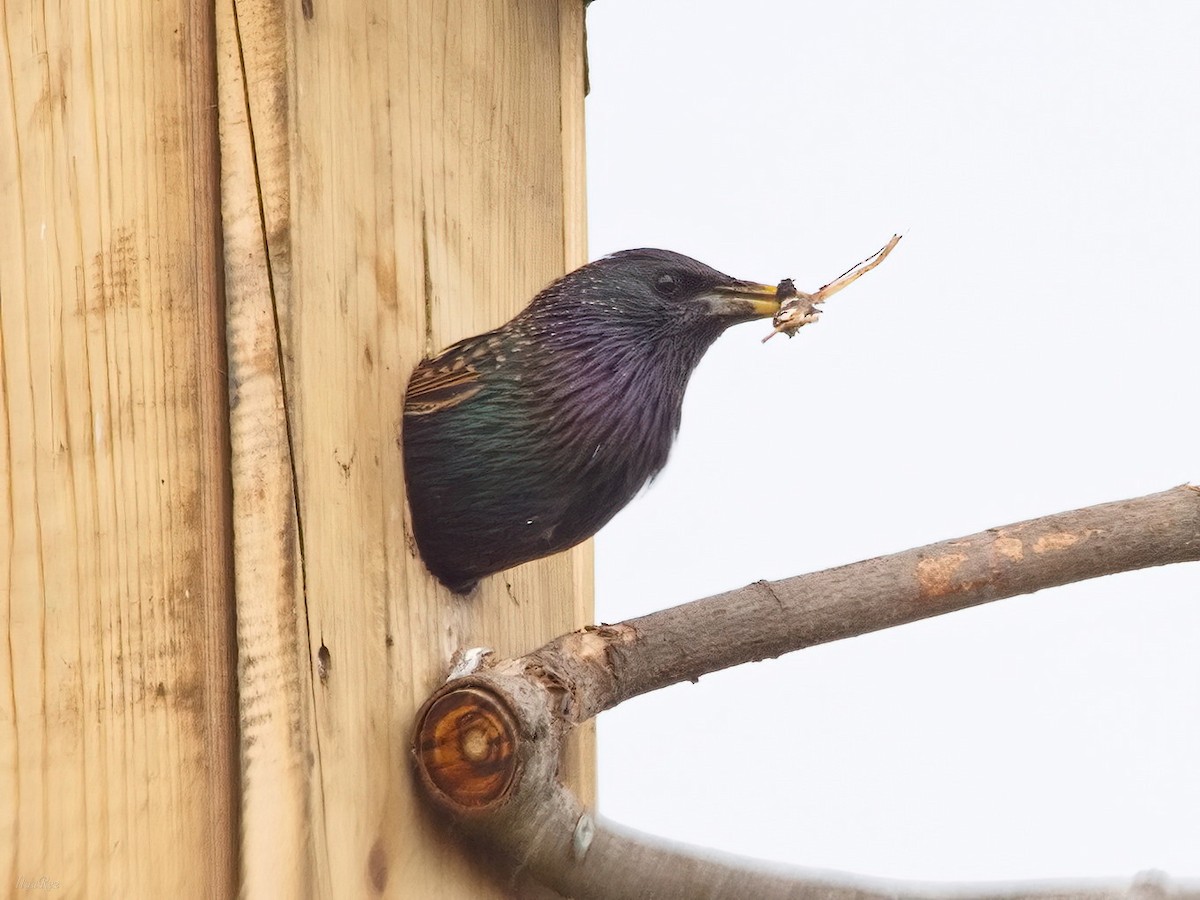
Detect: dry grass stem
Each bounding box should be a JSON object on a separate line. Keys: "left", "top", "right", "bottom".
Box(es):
{"left": 764, "top": 233, "right": 903, "bottom": 342}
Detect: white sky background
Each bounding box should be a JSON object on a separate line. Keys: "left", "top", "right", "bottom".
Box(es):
{"left": 584, "top": 0, "right": 1200, "bottom": 883}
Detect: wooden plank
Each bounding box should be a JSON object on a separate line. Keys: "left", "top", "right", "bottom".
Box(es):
{"left": 222, "top": 0, "right": 593, "bottom": 895}
{"left": 557, "top": 0, "right": 597, "bottom": 811}
{"left": 215, "top": 0, "right": 317, "bottom": 897}
{"left": 0, "top": 0, "right": 238, "bottom": 896}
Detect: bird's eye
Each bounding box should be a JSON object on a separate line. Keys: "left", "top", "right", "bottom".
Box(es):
{"left": 655, "top": 273, "right": 680, "bottom": 297}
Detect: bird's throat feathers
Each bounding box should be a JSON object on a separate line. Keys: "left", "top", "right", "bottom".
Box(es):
{"left": 516, "top": 306, "right": 721, "bottom": 487}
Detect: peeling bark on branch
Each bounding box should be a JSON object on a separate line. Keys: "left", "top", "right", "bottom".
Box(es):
{"left": 411, "top": 486, "right": 1200, "bottom": 899}
{"left": 533, "top": 486, "right": 1200, "bottom": 723}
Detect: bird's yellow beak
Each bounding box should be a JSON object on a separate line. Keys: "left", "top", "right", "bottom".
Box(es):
{"left": 707, "top": 282, "right": 781, "bottom": 319}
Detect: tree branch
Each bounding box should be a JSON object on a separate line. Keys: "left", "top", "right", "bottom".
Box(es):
{"left": 530, "top": 485, "right": 1200, "bottom": 723}
{"left": 412, "top": 485, "right": 1200, "bottom": 899}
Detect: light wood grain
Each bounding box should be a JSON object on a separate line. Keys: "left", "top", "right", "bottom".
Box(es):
{"left": 0, "top": 0, "right": 238, "bottom": 896}
{"left": 221, "top": 0, "right": 594, "bottom": 896}
{"left": 557, "top": 0, "right": 597, "bottom": 812}
{"left": 2, "top": 0, "right": 590, "bottom": 893}
{"left": 216, "top": 0, "right": 317, "bottom": 897}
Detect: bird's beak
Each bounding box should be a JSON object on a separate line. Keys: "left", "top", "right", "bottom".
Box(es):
{"left": 703, "top": 282, "right": 781, "bottom": 320}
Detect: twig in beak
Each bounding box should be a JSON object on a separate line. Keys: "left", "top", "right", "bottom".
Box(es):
{"left": 763, "top": 234, "right": 902, "bottom": 342}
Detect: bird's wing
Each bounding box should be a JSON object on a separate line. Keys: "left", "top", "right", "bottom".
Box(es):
{"left": 404, "top": 332, "right": 502, "bottom": 417}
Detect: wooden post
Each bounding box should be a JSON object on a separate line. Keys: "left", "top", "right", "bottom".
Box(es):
{"left": 4, "top": 0, "right": 591, "bottom": 896}
{"left": 0, "top": 0, "right": 238, "bottom": 896}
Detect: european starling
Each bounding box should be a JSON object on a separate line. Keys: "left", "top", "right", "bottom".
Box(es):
{"left": 402, "top": 249, "right": 781, "bottom": 593}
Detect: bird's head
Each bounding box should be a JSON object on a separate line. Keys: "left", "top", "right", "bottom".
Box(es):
{"left": 522, "top": 249, "right": 780, "bottom": 347}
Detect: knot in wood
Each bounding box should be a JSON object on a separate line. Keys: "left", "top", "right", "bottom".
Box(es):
{"left": 415, "top": 686, "right": 519, "bottom": 811}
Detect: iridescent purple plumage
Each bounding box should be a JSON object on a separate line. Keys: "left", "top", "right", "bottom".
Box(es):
{"left": 402, "top": 249, "right": 779, "bottom": 593}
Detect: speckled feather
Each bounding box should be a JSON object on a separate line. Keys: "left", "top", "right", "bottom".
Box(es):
{"left": 402, "top": 249, "right": 770, "bottom": 593}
